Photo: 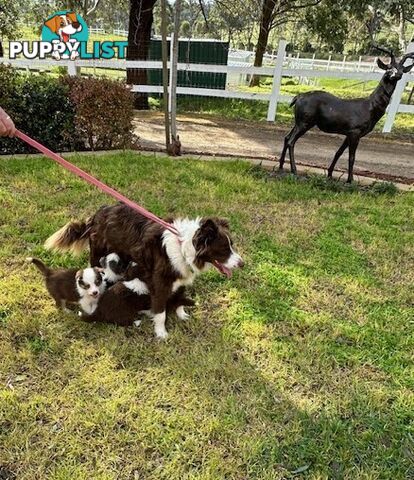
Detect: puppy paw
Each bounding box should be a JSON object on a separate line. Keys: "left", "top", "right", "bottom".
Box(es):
{"left": 176, "top": 306, "right": 190, "bottom": 321}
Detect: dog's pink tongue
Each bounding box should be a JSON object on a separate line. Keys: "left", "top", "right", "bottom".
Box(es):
{"left": 213, "top": 260, "right": 232, "bottom": 278}
{"left": 62, "top": 32, "right": 69, "bottom": 42}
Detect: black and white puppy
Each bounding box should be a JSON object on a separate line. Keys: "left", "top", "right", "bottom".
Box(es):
{"left": 99, "top": 252, "right": 130, "bottom": 287}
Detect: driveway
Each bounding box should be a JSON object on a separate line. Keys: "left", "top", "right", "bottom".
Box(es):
{"left": 134, "top": 112, "right": 414, "bottom": 183}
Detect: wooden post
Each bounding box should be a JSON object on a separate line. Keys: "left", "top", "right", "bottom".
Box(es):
{"left": 160, "top": 0, "right": 171, "bottom": 152}
{"left": 383, "top": 41, "right": 414, "bottom": 133}
{"left": 267, "top": 39, "right": 287, "bottom": 122}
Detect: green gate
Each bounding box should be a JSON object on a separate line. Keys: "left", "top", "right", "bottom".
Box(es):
{"left": 148, "top": 38, "right": 229, "bottom": 89}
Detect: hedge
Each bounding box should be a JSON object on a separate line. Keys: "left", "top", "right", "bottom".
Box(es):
{"left": 0, "top": 65, "right": 135, "bottom": 154}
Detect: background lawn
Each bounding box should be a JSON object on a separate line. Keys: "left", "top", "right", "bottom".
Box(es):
{"left": 0, "top": 152, "right": 413, "bottom": 479}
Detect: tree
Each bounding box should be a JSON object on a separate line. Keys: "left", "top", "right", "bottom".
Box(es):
{"left": 250, "top": 0, "right": 322, "bottom": 86}
{"left": 0, "top": 0, "right": 21, "bottom": 56}
{"left": 126, "top": 0, "right": 158, "bottom": 109}
{"left": 304, "top": 0, "right": 348, "bottom": 52}
{"left": 383, "top": 0, "right": 414, "bottom": 51}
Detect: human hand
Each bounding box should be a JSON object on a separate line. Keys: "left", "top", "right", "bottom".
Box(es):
{"left": 0, "top": 108, "right": 16, "bottom": 137}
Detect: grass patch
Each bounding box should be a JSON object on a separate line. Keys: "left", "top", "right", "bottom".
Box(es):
{"left": 0, "top": 152, "right": 413, "bottom": 479}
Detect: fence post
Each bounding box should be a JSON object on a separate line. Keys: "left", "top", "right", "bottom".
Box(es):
{"left": 67, "top": 61, "right": 77, "bottom": 76}
{"left": 383, "top": 41, "right": 414, "bottom": 133}
{"left": 327, "top": 54, "right": 331, "bottom": 70}
{"left": 267, "top": 39, "right": 286, "bottom": 122}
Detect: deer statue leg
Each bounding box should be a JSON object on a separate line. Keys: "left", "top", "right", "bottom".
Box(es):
{"left": 347, "top": 136, "right": 360, "bottom": 183}
{"left": 327, "top": 138, "right": 349, "bottom": 178}
{"left": 287, "top": 125, "right": 311, "bottom": 175}
{"left": 278, "top": 127, "right": 295, "bottom": 170}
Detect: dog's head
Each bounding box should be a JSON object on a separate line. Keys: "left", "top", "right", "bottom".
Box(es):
{"left": 99, "top": 253, "right": 129, "bottom": 283}
{"left": 44, "top": 12, "right": 82, "bottom": 41}
{"left": 75, "top": 267, "right": 105, "bottom": 298}
{"left": 192, "top": 218, "right": 244, "bottom": 278}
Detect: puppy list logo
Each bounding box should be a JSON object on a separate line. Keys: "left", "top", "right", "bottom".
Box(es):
{"left": 9, "top": 10, "right": 128, "bottom": 60}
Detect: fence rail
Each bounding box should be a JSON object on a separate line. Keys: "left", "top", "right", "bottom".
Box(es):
{"left": 1, "top": 39, "right": 413, "bottom": 133}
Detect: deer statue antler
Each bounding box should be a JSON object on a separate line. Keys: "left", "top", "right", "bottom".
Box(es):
{"left": 400, "top": 51, "right": 414, "bottom": 65}
{"left": 373, "top": 44, "right": 397, "bottom": 66}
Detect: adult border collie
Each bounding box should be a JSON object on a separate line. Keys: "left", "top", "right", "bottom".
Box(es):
{"left": 45, "top": 203, "right": 244, "bottom": 338}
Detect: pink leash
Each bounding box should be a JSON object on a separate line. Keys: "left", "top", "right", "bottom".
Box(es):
{"left": 15, "top": 130, "right": 180, "bottom": 237}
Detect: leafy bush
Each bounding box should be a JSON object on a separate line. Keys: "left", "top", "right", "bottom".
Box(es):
{"left": 0, "top": 66, "right": 135, "bottom": 154}
{"left": 0, "top": 65, "right": 77, "bottom": 154}
{"left": 62, "top": 76, "right": 135, "bottom": 150}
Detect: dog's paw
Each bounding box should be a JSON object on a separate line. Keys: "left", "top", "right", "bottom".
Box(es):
{"left": 133, "top": 319, "right": 142, "bottom": 328}
{"left": 70, "top": 51, "right": 79, "bottom": 60}
{"left": 176, "top": 306, "right": 190, "bottom": 321}
{"left": 154, "top": 327, "right": 169, "bottom": 340}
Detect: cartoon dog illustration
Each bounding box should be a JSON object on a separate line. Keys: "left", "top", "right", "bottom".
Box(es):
{"left": 44, "top": 11, "right": 82, "bottom": 60}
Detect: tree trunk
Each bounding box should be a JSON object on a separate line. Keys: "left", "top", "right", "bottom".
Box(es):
{"left": 249, "top": 0, "right": 275, "bottom": 87}
{"left": 397, "top": 5, "right": 407, "bottom": 52}
{"left": 127, "top": 0, "right": 157, "bottom": 109}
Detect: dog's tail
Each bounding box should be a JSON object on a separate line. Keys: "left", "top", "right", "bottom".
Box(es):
{"left": 27, "top": 257, "right": 51, "bottom": 277}
{"left": 44, "top": 219, "right": 91, "bottom": 255}
{"left": 289, "top": 95, "right": 299, "bottom": 108}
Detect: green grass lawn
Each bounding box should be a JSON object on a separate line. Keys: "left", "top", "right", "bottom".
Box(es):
{"left": 0, "top": 152, "right": 413, "bottom": 479}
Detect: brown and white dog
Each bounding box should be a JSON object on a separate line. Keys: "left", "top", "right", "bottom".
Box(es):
{"left": 27, "top": 257, "right": 106, "bottom": 314}
{"left": 44, "top": 11, "right": 82, "bottom": 60}
{"left": 45, "top": 203, "right": 244, "bottom": 338}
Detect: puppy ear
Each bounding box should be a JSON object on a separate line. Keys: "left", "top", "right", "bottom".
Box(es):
{"left": 377, "top": 58, "right": 390, "bottom": 70}
{"left": 75, "top": 270, "right": 82, "bottom": 280}
{"left": 67, "top": 12, "right": 78, "bottom": 23}
{"left": 44, "top": 15, "right": 60, "bottom": 34}
{"left": 99, "top": 257, "right": 106, "bottom": 268}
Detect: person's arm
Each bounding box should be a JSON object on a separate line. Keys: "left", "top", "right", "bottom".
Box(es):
{"left": 0, "top": 108, "right": 15, "bottom": 137}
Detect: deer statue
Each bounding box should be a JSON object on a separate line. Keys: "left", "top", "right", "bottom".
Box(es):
{"left": 277, "top": 46, "right": 414, "bottom": 182}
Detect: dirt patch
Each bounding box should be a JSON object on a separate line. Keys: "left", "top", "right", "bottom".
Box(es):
{"left": 134, "top": 111, "right": 414, "bottom": 182}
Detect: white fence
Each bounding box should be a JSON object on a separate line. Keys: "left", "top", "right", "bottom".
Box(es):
{"left": 1, "top": 40, "right": 413, "bottom": 133}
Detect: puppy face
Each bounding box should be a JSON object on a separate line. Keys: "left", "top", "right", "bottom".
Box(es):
{"left": 76, "top": 267, "right": 105, "bottom": 298}
{"left": 44, "top": 12, "right": 82, "bottom": 39}
{"left": 99, "top": 253, "right": 129, "bottom": 283}
{"left": 193, "top": 218, "right": 244, "bottom": 278}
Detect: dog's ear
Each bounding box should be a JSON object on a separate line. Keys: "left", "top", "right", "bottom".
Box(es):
{"left": 194, "top": 219, "right": 218, "bottom": 252}
{"left": 377, "top": 58, "right": 390, "bottom": 70}
{"left": 44, "top": 15, "right": 61, "bottom": 34}
{"left": 99, "top": 256, "right": 106, "bottom": 268}
{"left": 200, "top": 218, "right": 218, "bottom": 242}
{"left": 216, "top": 218, "right": 229, "bottom": 229}
{"left": 67, "top": 11, "right": 78, "bottom": 23}
{"left": 75, "top": 269, "right": 82, "bottom": 280}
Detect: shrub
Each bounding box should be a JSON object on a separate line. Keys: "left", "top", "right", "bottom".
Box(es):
{"left": 0, "top": 65, "right": 77, "bottom": 154}
{"left": 0, "top": 67, "right": 135, "bottom": 154}
{"left": 61, "top": 76, "right": 135, "bottom": 150}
